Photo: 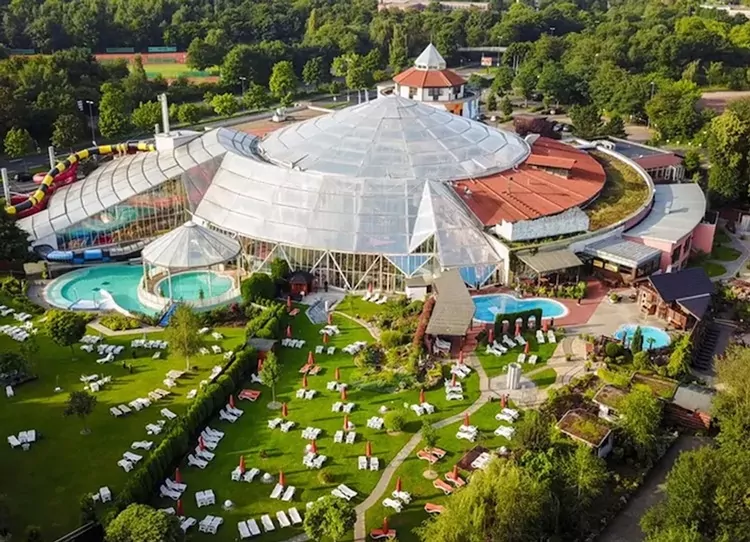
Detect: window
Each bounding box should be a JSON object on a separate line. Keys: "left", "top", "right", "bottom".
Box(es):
{"left": 408, "top": 87, "right": 415, "bottom": 99}
{"left": 671, "top": 246, "right": 680, "bottom": 263}
{"left": 428, "top": 88, "right": 441, "bottom": 101}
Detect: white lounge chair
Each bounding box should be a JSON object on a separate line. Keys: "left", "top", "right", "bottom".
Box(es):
{"left": 536, "top": 330, "right": 545, "bottom": 344}
{"left": 261, "top": 514, "right": 275, "bottom": 532}
{"left": 517, "top": 353, "right": 526, "bottom": 364}
{"left": 188, "top": 454, "right": 208, "bottom": 469}
{"left": 358, "top": 456, "right": 368, "bottom": 470}
{"left": 276, "top": 510, "right": 291, "bottom": 528}
{"left": 288, "top": 507, "right": 303, "bottom": 525}
{"left": 180, "top": 517, "right": 196, "bottom": 532}
{"left": 238, "top": 520, "right": 251, "bottom": 539}
{"left": 248, "top": 519, "right": 261, "bottom": 535}
{"left": 383, "top": 498, "right": 402, "bottom": 512}
{"left": 548, "top": 330, "right": 557, "bottom": 343}
{"left": 282, "top": 485, "right": 296, "bottom": 502}
{"left": 528, "top": 354, "right": 538, "bottom": 365}
{"left": 7, "top": 435, "right": 20, "bottom": 448}
{"left": 270, "top": 483, "right": 284, "bottom": 499}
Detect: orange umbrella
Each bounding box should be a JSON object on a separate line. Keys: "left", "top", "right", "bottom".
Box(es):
{"left": 175, "top": 468, "right": 182, "bottom": 484}
{"left": 198, "top": 436, "right": 205, "bottom": 450}
{"left": 310, "top": 440, "right": 318, "bottom": 454}
{"left": 302, "top": 374, "right": 308, "bottom": 388}
{"left": 452, "top": 464, "right": 458, "bottom": 479}
{"left": 382, "top": 517, "right": 389, "bottom": 533}
{"left": 341, "top": 387, "right": 347, "bottom": 401}
{"left": 343, "top": 414, "right": 349, "bottom": 431}
{"left": 239, "top": 455, "right": 246, "bottom": 474}
{"left": 257, "top": 357, "right": 264, "bottom": 372}
{"left": 419, "top": 389, "right": 425, "bottom": 404}
{"left": 282, "top": 402, "right": 288, "bottom": 417}
{"left": 395, "top": 477, "right": 402, "bottom": 493}
{"left": 368, "top": 283, "right": 373, "bottom": 293}
{"left": 524, "top": 342, "right": 530, "bottom": 355}
{"left": 229, "top": 394, "right": 235, "bottom": 409}
{"left": 365, "top": 441, "right": 372, "bottom": 458}
{"left": 458, "top": 351, "right": 464, "bottom": 365}
{"left": 543, "top": 320, "right": 549, "bottom": 333}
{"left": 307, "top": 351, "right": 314, "bottom": 365}
{"left": 463, "top": 412, "right": 470, "bottom": 427}
{"left": 176, "top": 499, "right": 183, "bottom": 516}
{"left": 323, "top": 333, "right": 329, "bottom": 344}
{"left": 451, "top": 373, "right": 457, "bottom": 387}
{"left": 334, "top": 367, "right": 341, "bottom": 381}
{"left": 488, "top": 327, "right": 494, "bottom": 344}
{"left": 279, "top": 471, "right": 286, "bottom": 487}
{"left": 327, "top": 312, "right": 333, "bottom": 325}
{"left": 286, "top": 325, "right": 292, "bottom": 338}
{"left": 515, "top": 322, "right": 521, "bottom": 336}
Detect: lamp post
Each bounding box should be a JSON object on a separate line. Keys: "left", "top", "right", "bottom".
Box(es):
{"left": 85, "top": 100, "right": 96, "bottom": 146}
{"left": 239, "top": 76, "right": 247, "bottom": 95}
{"left": 647, "top": 81, "right": 655, "bottom": 128}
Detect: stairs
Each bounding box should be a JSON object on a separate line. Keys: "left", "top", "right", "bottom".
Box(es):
{"left": 158, "top": 303, "right": 178, "bottom": 327}
{"left": 692, "top": 323, "right": 720, "bottom": 372}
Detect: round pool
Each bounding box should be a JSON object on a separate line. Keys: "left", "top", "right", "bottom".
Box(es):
{"left": 46, "top": 265, "right": 153, "bottom": 314}
{"left": 613, "top": 325, "right": 671, "bottom": 350}
{"left": 472, "top": 293, "right": 568, "bottom": 323}
{"left": 155, "top": 271, "right": 232, "bottom": 301}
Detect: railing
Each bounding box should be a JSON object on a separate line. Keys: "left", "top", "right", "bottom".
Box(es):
{"left": 137, "top": 277, "right": 170, "bottom": 312}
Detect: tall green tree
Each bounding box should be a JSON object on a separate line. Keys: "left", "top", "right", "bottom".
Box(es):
{"left": 302, "top": 57, "right": 325, "bottom": 88}
{"left": 106, "top": 503, "right": 184, "bottom": 542}
{"left": 243, "top": 84, "right": 271, "bottom": 111}
{"left": 51, "top": 114, "right": 85, "bottom": 150}
{"left": 570, "top": 104, "right": 603, "bottom": 139}
{"left": 122, "top": 55, "right": 153, "bottom": 107}
{"left": 260, "top": 351, "right": 282, "bottom": 404}
{"left": 389, "top": 25, "right": 409, "bottom": 73}
{"left": 514, "top": 409, "right": 553, "bottom": 453}
{"left": 4, "top": 127, "right": 33, "bottom": 158}
{"left": 64, "top": 390, "right": 97, "bottom": 434}
{"left": 562, "top": 444, "right": 608, "bottom": 509}
{"left": 0, "top": 211, "right": 30, "bottom": 262}
{"left": 618, "top": 387, "right": 662, "bottom": 459}
{"left": 131, "top": 101, "right": 162, "bottom": 132}
{"left": 713, "top": 345, "right": 750, "bottom": 449}
{"left": 164, "top": 304, "right": 203, "bottom": 371}
{"left": 98, "top": 84, "right": 131, "bottom": 139}
{"left": 44, "top": 310, "right": 86, "bottom": 354}
{"left": 210, "top": 93, "right": 239, "bottom": 117}
{"left": 269, "top": 61, "right": 298, "bottom": 101}
{"left": 513, "top": 64, "right": 538, "bottom": 107}
{"left": 303, "top": 496, "right": 355, "bottom": 542}
{"left": 645, "top": 81, "right": 703, "bottom": 141}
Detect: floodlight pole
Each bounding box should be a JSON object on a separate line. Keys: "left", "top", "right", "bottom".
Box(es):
{"left": 1, "top": 168, "right": 10, "bottom": 204}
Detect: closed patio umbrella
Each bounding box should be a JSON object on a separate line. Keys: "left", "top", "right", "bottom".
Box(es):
{"left": 335, "top": 367, "right": 341, "bottom": 381}
{"left": 310, "top": 440, "right": 317, "bottom": 454}
{"left": 279, "top": 471, "right": 285, "bottom": 487}
{"left": 395, "top": 477, "right": 402, "bottom": 493}
{"left": 302, "top": 374, "right": 308, "bottom": 388}
{"left": 341, "top": 387, "right": 347, "bottom": 401}
{"left": 176, "top": 499, "right": 183, "bottom": 516}
{"left": 524, "top": 342, "right": 530, "bottom": 355}
{"left": 229, "top": 395, "right": 235, "bottom": 408}
{"left": 282, "top": 402, "right": 288, "bottom": 417}
{"left": 239, "top": 455, "right": 246, "bottom": 474}
{"left": 365, "top": 441, "right": 372, "bottom": 458}
{"left": 175, "top": 468, "right": 182, "bottom": 484}
{"left": 307, "top": 351, "right": 314, "bottom": 366}
{"left": 463, "top": 412, "right": 470, "bottom": 427}
{"left": 419, "top": 389, "right": 425, "bottom": 404}
{"left": 286, "top": 325, "right": 292, "bottom": 338}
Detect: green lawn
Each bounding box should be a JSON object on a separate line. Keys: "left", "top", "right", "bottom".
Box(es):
{"left": 150, "top": 310, "right": 480, "bottom": 541}
{"left": 692, "top": 260, "right": 726, "bottom": 277}
{"left": 714, "top": 228, "right": 731, "bottom": 246}
{"left": 586, "top": 152, "right": 650, "bottom": 231}
{"left": 711, "top": 244, "right": 741, "bottom": 262}
{"left": 0, "top": 315, "right": 247, "bottom": 538}
{"left": 474, "top": 332, "right": 559, "bottom": 379}
{"left": 337, "top": 294, "right": 395, "bottom": 321}
{"left": 364, "top": 401, "right": 515, "bottom": 542}
{"left": 529, "top": 367, "right": 557, "bottom": 389}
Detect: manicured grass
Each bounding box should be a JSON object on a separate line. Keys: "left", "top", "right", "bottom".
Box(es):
{"left": 138, "top": 62, "right": 218, "bottom": 80}
{"left": 364, "top": 401, "right": 515, "bottom": 542}
{"left": 711, "top": 244, "right": 741, "bottom": 262}
{"left": 338, "top": 294, "right": 395, "bottom": 321}
{"left": 714, "top": 228, "right": 731, "bottom": 246}
{"left": 474, "top": 333, "right": 559, "bottom": 379}
{"left": 587, "top": 152, "right": 650, "bottom": 231}
{"left": 151, "top": 310, "right": 480, "bottom": 541}
{"left": 529, "top": 367, "right": 557, "bottom": 389}
{"left": 692, "top": 260, "right": 726, "bottom": 277}
{"left": 0, "top": 315, "right": 246, "bottom": 539}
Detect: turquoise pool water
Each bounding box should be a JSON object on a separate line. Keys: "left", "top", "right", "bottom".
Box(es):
{"left": 472, "top": 293, "right": 568, "bottom": 323}
{"left": 155, "top": 271, "right": 232, "bottom": 301}
{"left": 614, "top": 324, "right": 671, "bottom": 350}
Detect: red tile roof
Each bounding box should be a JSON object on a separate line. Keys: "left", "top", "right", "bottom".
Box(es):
{"left": 454, "top": 138, "right": 606, "bottom": 225}
{"left": 525, "top": 154, "right": 577, "bottom": 170}
{"left": 393, "top": 67, "right": 467, "bottom": 88}
{"left": 633, "top": 153, "right": 683, "bottom": 170}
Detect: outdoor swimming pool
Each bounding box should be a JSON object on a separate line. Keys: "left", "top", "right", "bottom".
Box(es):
{"left": 613, "top": 324, "right": 671, "bottom": 350}
{"left": 45, "top": 265, "right": 232, "bottom": 314}
{"left": 472, "top": 293, "right": 568, "bottom": 323}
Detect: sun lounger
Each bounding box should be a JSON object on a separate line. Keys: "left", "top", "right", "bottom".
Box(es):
{"left": 110, "top": 406, "right": 123, "bottom": 417}
{"left": 226, "top": 405, "right": 243, "bottom": 417}
{"left": 238, "top": 520, "right": 252, "bottom": 539}
{"left": 358, "top": 456, "right": 368, "bottom": 470}
{"left": 280, "top": 421, "right": 295, "bottom": 432}
{"left": 288, "top": 507, "right": 303, "bottom": 525}
{"left": 261, "top": 514, "right": 275, "bottom": 532}
{"left": 7, "top": 435, "right": 20, "bottom": 448}
{"left": 367, "top": 417, "right": 384, "bottom": 429}
{"left": 345, "top": 431, "right": 356, "bottom": 444}
{"left": 313, "top": 455, "right": 327, "bottom": 469}
{"left": 160, "top": 408, "right": 177, "bottom": 420}
{"left": 268, "top": 417, "right": 282, "bottom": 429}
{"left": 161, "top": 485, "right": 182, "bottom": 500}
{"left": 548, "top": 330, "right": 557, "bottom": 343}
{"left": 383, "top": 498, "right": 402, "bottom": 512}
{"left": 342, "top": 402, "right": 355, "bottom": 413}
{"left": 247, "top": 519, "right": 261, "bottom": 535}
{"left": 446, "top": 392, "right": 464, "bottom": 401}
{"left": 239, "top": 389, "right": 261, "bottom": 401}
{"left": 362, "top": 291, "right": 372, "bottom": 301}
{"left": 536, "top": 330, "right": 545, "bottom": 343}
{"left": 304, "top": 390, "right": 316, "bottom": 400}
{"left": 327, "top": 346, "right": 336, "bottom": 355}
{"left": 243, "top": 467, "right": 260, "bottom": 483}
{"left": 195, "top": 447, "right": 214, "bottom": 461}
{"left": 132, "top": 440, "right": 154, "bottom": 450}
{"left": 370, "top": 457, "right": 380, "bottom": 470}
{"left": 270, "top": 483, "right": 284, "bottom": 499}
{"left": 338, "top": 484, "right": 357, "bottom": 499}
{"left": 332, "top": 488, "right": 349, "bottom": 500}
{"left": 517, "top": 353, "right": 526, "bottom": 364}
{"left": 188, "top": 454, "right": 208, "bottom": 469}
{"left": 433, "top": 479, "right": 454, "bottom": 495}
{"left": 514, "top": 334, "right": 527, "bottom": 345}
{"left": 117, "top": 459, "right": 134, "bottom": 472}
{"left": 376, "top": 296, "right": 388, "bottom": 305}
{"left": 282, "top": 485, "right": 296, "bottom": 502}
{"left": 417, "top": 450, "right": 438, "bottom": 464}
{"left": 369, "top": 293, "right": 381, "bottom": 303}
{"left": 393, "top": 490, "right": 411, "bottom": 503}
{"left": 502, "top": 408, "right": 519, "bottom": 420}
{"left": 528, "top": 354, "right": 538, "bottom": 365}
{"left": 165, "top": 478, "right": 187, "bottom": 492}
{"left": 211, "top": 345, "right": 222, "bottom": 354}
{"left": 331, "top": 401, "right": 342, "bottom": 412}
{"left": 276, "top": 510, "right": 291, "bottom": 528}
{"left": 180, "top": 517, "right": 196, "bottom": 532}
{"left": 503, "top": 335, "right": 516, "bottom": 348}
{"left": 425, "top": 503, "right": 444, "bottom": 514}
{"left": 445, "top": 472, "right": 466, "bottom": 487}
{"left": 370, "top": 528, "right": 397, "bottom": 540}
{"left": 219, "top": 409, "right": 238, "bottom": 423}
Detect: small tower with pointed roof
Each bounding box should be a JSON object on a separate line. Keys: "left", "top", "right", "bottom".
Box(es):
{"left": 384, "top": 43, "right": 480, "bottom": 119}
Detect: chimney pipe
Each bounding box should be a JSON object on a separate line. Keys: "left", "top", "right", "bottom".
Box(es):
{"left": 48, "top": 146, "right": 56, "bottom": 169}
{"left": 1, "top": 168, "right": 10, "bottom": 204}
{"left": 158, "top": 93, "right": 170, "bottom": 135}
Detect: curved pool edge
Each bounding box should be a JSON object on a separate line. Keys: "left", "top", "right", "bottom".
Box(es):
{"left": 471, "top": 292, "right": 570, "bottom": 323}
{"left": 613, "top": 324, "right": 672, "bottom": 349}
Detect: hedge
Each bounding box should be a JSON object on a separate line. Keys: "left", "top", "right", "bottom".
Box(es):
{"left": 493, "top": 308, "right": 544, "bottom": 336}
{"left": 245, "top": 303, "right": 288, "bottom": 340}
{"left": 111, "top": 347, "right": 257, "bottom": 513}
{"left": 412, "top": 296, "right": 435, "bottom": 349}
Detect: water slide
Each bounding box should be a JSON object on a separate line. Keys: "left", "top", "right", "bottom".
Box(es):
{"left": 4, "top": 141, "right": 156, "bottom": 217}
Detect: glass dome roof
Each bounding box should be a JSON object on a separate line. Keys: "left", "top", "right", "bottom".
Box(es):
{"left": 259, "top": 96, "right": 530, "bottom": 181}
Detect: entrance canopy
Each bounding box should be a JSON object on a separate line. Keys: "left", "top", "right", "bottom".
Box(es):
{"left": 517, "top": 249, "right": 582, "bottom": 274}
{"left": 583, "top": 237, "right": 662, "bottom": 268}
{"left": 142, "top": 220, "right": 241, "bottom": 269}
{"left": 426, "top": 269, "right": 475, "bottom": 336}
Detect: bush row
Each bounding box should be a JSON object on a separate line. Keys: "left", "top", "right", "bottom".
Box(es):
{"left": 413, "top": 296, "right": 435, "bottom": 349}
{"left": 0, "top": 276, "right": 44, "bottom": 315}
{"left": 110, "top": 348, "right": 257, "bottom": 517}
{"left": 245, "top": 302, "right": 288, "bottom": 340}
{"left": 100, "top": 312, "right": 140, "bottom": 331}
{"left": 493, "top": 308, "right": 544, "bottom": 337}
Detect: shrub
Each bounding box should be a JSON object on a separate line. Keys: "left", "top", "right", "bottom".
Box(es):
{"left": 269, "top": 258, "right": 290, "bottom": 282}
{"left": 317, "top": 468, "right": 334, "bottom": 484}
{"left": 380, "top": 330, "right": 406, "bottom": 348}
{"left": 633, "top": 351, "right": 651, "bottom": 370}
{"left": 384, "top": 409, "right": 406, "bottom": 432}
{"left": 100, "top": 312, "right": 140, "bottom": 331}
{"left": 0, "top": 276, "right": 44, "bottom": 315}
{"left": 412, "top": 297, "right": 435, "bottom": 349}
{"left": 605, "top": 342, "right": 623, "bottom": 358}
{"left": 493, "top": 308, "right": 543, "bottom": 337}
{"left": 241, "top": 273, "right": 277, "bottom": 303}
{"left": 354, "top": 344, "right": 386, "bottom": 371}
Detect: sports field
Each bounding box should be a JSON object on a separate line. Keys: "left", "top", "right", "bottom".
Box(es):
{"left": 95, "top": 52, "right": 219, "bottom": 82}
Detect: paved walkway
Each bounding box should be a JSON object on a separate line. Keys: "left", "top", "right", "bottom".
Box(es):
{"left": 334, "top": 311, "right": 381, "bottom": 340}
{"left": 352, "top": 353, "right": 491, "bottom": 541}
{"left": 712, "top": 229, "right": 750, "bottom": 281}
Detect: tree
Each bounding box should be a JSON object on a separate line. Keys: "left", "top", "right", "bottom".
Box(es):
{"left": 4, "top": 127, "right": 33, "bottom": 158}
{"left": 645, "top": 81, "right": 703, "bottom": 142}
{"left": 683, "top": 148, "right": 702, "bottom": 176}
{"left": 618, "top": 387, "right": 662, "bottom": 459}
{"left": 303, "top": 496, "right": 355, "bottom": 542}
{"left": 491, "top": 66, "right": 515, "bottom": 96}
{"left": 64, "top": 390, "right": 97, "bottom": 434}
{"left": 131, "top": 101, "right": 162, "bottom": 133}
{"left": 176, "top": 103, "right": 201, "bottom": 125}
{"left": 421, "top": 419, "right": 438, "bottom": 449}
{"left": 270, "top": 258, "right": 290, "bottom": 282}
{"left": 486, "top": 94, "right": 497, "bottom": 112}
{"left": 514, "top": 410, "right": 553, "bottom": 453}
{"left": 243, "top": 84, "right": 271, "bottom": 111}
{"left": 562, "top": 445, "right": 608, "bottom": 509}
{"left": 603, "top": 116, "right": 626, "bottom": 138}
{"left": 44, "top": 310, "right": 86, "bottom": 353}
{"left": 98, "top": 84, "right": 131, "bottom": 139}
{"left": 537, "top": 62, "right": 576, "bottom": 107}
{"left": 389, "top": 25, "right": 409, "bottom": 73}
{"left": 713, "top": 345, "right": 750, "bottom": 448}
{"left": 51, "top": 114, "right": 84, "bottom": 150}
{"left": 269, "top": 61, "right": 298, "bottom": 101}
{"left": 513, "top": 64, "right": 538, "bottom": 107}
{"left": 666, "top": 335, "right": 691, "bottom": 379}
{"left": 122, "top": 55, "right": 153, "bottom": 107}
{"left": 260, "top": 351, "right": 281, "bottom": 404}
{"left": 106, "top": 503, "right": 184, "bottom": 542}
{"left": 210, "top": 93, "right": 239, "bottom": 117}
{"left": 164, "top": 304, "right": 203, "bottom": 371}
{"left": 417, "top": 459, "right": 549, "bottom": 542}
{"left": 0, "top": 211, "right": 31, "bottom": 262}
{"left": 0, "top": 352, "right": 30, "bottom": 375}
{"left": 241, "top": 273, "right": 276, "bottom": 303}
{"left": 24, "top": 525, "right": 43, "bottom": 542}
{"left": 303, "top": 57, "right": 324, "bottom": 88}
{"left": 500, "top": 96, "right": 513, "bottom": 117}
{"left": 570, "top": 104, "right": 603, "bottom": 139}
{"left": 631, "top": 326, "right": 644, "bottom": 354}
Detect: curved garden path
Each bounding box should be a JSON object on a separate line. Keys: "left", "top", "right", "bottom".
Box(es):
{"left": 333, "top": 310, "right": 381, "bottom": 340}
